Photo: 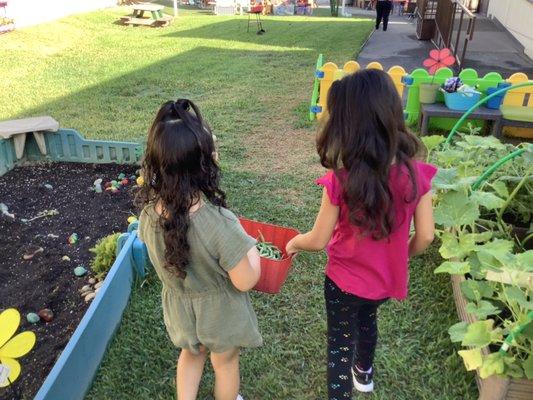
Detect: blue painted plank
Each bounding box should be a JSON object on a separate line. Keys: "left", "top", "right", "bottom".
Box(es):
{"left": 34, "top": 233, "right": 137, "bottom": 400}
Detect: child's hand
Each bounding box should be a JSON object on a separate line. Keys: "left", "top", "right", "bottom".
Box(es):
{"left": 286, "top": 236, "right": 299, "bottom": 256}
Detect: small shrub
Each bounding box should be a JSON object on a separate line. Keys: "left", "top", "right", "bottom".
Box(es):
{"left": 90, "top": 233, "right": 121, "bottom": 280}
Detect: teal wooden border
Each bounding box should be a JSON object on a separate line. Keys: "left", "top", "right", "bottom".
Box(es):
{"left": 34, "top": 231, "right": 147, "bottom": 400}
{"left": 0, "top": 136, "right": 20, "bottom": 176}
{"left": 26, "top": 129, "right": 142, "bottom": 164}
{"left": 1, "top": 127, "right": 148, "bottom": 399}
{"left": 0, "top": 128, "right": 142, "bottom": 177}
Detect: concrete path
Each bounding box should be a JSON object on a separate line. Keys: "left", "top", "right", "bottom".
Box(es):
{"left": 459, "top": 17, "right": 533, "bottom": 77}
{"left": 355, "top": 14, "right": 433, "bottom": 72}
{"left": 350, "top": 10, "right": 533, "bottom": 77}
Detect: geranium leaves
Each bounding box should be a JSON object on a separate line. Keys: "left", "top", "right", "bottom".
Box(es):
{"left": 470, "top": 191, "right": 505, "bottom": 211}
{"left": 460, "top": 280, "right": 494, "bottom": 302}
{"left": 462, "top": 320, "right": 493, "bottom": 347}
{"left": 499, "top": 287, "right": 533, "bottom": 310}
{"left": 434, "top": 261, "right": 470, "bottom": 275}
{"left": 434, "top": 191, "right": 479, "bottom": 228}
{"left": 421, "top": 135, "right": 445, "bottom": 154}
{"left": 448, "top": 322, "right": 468, "bottom": 343}
{"left": 439, "top": 231, "right": 492, "bottom": 260}
{"left": 465, "top": 301, "right": 501, "bottom": 320}
{"left": 458, "top": 348, "right": 483, "bottom": 371}
{"left": 523, "top": 355, "right": 533, "bottom": 379}
{"left": 479, "top": 352, "right": 505, "bottom": 379}
{"left": 476, "top": 239, "right": 515, "bottom": 271}
{"left": 429, "top": 134, "right": 532, "bottom": 381}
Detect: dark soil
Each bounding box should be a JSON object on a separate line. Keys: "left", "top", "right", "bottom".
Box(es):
{"left": 0, "top": 162, "right": 138, "bottom": 400}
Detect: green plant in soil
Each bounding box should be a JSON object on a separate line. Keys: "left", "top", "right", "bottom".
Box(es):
{"left": 90, "top": 233, "right": 121, "bottom": 280}
{"left": 423, "top": 133, "right": 532, "bottom": 226}
{"left": 430, "top": 135, "right": 533, "bottom": 380}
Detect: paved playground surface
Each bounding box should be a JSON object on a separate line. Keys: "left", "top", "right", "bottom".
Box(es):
{"left": 352, "top": 12, "right": 533, "bottom": 77}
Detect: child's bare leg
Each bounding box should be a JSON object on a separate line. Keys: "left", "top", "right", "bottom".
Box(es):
{"left": 210, "top": 348, "right": 240, "bottom": 400}
{"left": 177, "top": 346, "right": 207, "bottom": 400}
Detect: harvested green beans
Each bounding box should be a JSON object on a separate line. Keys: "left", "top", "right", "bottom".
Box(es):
{"left": 256, "top": 241, "right": 282, "bottom": 260}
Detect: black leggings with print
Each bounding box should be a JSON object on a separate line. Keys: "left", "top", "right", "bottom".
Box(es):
{"left": 325, "top": 276, "right": 387, "bottom": 399}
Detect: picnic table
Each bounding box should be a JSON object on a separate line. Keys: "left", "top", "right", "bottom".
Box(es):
{"left": 121, "top": 3, "right": 172, "bottom": 27}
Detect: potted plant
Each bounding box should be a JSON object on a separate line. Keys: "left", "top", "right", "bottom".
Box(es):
{"left": 420, "top": 48, "right": 456, "bottom": 104}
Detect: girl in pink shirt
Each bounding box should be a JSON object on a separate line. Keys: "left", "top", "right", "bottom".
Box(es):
{"left": 286, "top": 69, "right": 436, "bottom": 398}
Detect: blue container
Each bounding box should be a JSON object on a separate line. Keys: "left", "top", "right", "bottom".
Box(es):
{"left": 444, "top": 91, "right": 481, "bottom": 111}
{"left": 486, "top": 87, "right": 505, "bottom": 109}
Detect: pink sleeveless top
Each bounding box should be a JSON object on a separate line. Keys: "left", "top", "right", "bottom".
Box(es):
{"left": 317, "top": 161, "right": 437, "bottom": 300}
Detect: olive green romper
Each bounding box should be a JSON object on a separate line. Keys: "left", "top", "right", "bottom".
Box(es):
{"left": 138, "top": 202, "right": 263, "bottom": 354}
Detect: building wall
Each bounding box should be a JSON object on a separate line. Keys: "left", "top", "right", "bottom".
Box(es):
{"left": 487, "top": 0, "right": 533, "bottom": 59}
{"left": 6, "top": 0, "right": 118, "bottom": 28}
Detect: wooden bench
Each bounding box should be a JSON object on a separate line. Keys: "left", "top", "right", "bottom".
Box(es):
{"left": 0, "top": 116, "right": 59, "bottom": 159}
{"left": 419, "top": 103, "right": 503, "bottom": 137}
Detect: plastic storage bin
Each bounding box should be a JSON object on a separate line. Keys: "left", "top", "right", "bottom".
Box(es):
{"left": 486, "top": 87, "right": 505, "bottom": 109}
{"left": 239, "top": 218, "right": 299, "bottom": 294}
{"left": 444, "top": 91, "right": 481, "bottom": 111}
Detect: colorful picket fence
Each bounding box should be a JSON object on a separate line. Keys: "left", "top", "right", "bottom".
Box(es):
{"left": 309, "top": 54, "right": 533, "bottom": 137}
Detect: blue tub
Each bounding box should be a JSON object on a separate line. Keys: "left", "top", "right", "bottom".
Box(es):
{"left": 444, "top": 91, "right": 481, "bottom": 111}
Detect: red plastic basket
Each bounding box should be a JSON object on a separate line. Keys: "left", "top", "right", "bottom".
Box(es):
{"left": 239, "top": 218, "right": 299, "bottom": 294}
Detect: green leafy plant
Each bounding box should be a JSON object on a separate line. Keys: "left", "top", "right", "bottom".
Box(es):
{"left": 426, "top": 134, "right": 532, "bottom": 225}
{"left": 90, "top": 233, "right": 121, "bottom": 280}
{"left": 430, "top": 135, "right": 533, "bottom": 380}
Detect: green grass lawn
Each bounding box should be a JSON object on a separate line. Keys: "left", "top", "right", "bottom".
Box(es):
{"left": 0, "top": 6, "right": 477, "bottom": 399}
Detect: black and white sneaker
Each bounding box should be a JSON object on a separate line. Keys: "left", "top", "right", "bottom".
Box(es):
{"left": 352, "top": 365, "right": 374, "bottom": 393}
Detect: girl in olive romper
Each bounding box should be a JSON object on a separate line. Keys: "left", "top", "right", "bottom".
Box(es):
{"left": 137, "top": 99, "right": 262, "bottom": 400}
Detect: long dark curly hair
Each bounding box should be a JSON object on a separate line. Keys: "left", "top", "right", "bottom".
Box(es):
{"left": 316, "top": 69, "right": 423, "bottom": 240}
{"left": 136, "top": 99, "right": 226, "bottom": 278}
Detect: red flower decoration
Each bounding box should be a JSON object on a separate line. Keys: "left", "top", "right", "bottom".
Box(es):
{"left": 422, "top": 48, "right": 456, "bottom": 75}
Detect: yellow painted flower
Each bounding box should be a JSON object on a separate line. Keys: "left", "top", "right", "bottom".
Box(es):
{"left": 136, "top": 176, "right": 144, "bottom": 186}
{"left": 0, "top": 309, "right": 36, "bottom": 387}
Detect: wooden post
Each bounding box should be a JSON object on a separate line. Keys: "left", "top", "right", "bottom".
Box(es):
{"left": 174, "top": 0, "right": 178, "bottom": 16}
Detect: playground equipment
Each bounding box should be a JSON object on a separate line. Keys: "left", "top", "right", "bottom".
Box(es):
{"left": 309, "top": 55, "right": 533, "bottom": 138}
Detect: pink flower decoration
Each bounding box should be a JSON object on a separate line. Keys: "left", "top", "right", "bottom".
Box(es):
{"left": 422, "top": 48, "right": 456, "bottom": 75}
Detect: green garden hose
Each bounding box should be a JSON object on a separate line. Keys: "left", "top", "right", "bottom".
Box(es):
{"left": 471, "top": 147, "right": 529, "bottom": 190}
{"left": 445, "top": 81, "right": 533, "bottom": 146}
{"left": 499, "top": 310, "right": 533, "bottom": 354}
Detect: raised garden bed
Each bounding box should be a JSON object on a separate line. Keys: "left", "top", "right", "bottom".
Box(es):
{"left": 427, "top": 132, "right": 532, "bottom": 399}
{"left": 451, "top": 275, "right": 533, "bottom": 400}
{"left": 0, "top": 162, "right": 138, "bottom": 399}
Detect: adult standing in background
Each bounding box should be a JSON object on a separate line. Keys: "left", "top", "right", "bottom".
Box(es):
{"left": 372, "top": 0, "right": 393, "bottom": 31}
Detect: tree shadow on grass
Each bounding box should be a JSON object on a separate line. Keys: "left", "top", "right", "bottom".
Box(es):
{"left": 8, "top": 46, "right": 316, "bottom": 142}
{"left": 162, "top": 17, "right": 373, "bottom": 52}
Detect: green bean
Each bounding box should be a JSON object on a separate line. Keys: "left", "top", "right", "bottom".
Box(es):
{"left": 255, "top": 240, "right": 282, "bottom": 260}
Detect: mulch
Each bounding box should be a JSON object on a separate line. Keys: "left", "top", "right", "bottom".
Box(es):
{"left": 0, "top": 162, "right": 138, "bottom": 400}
